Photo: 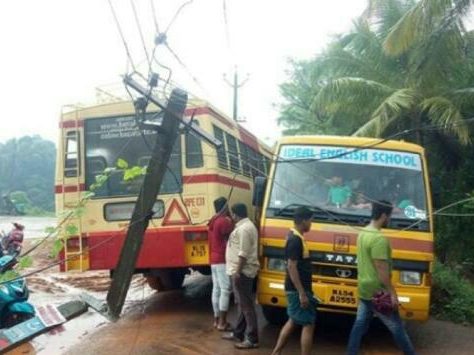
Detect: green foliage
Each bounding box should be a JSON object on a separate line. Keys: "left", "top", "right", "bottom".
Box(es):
{"left": 123, "top": 166, "right": 147, "bottom": 181}
{"left": 432, "top": 261, "right": 474, "bottom": 324}
{"left": 116, "top": 158, "right": 129, "bottom": 169}
{"left": 18, "top": 256, "right": 33, "bottom": 269}
{"left": 0, "top": 135, "right": 56, "bottom": 214}
{"left": 50, "top": 239, "right": 64, "bottom": 258}
{"left": 0, "top": 270, "right": 20, "bottom": 283}
{"left": 278, "top": 0, "right": 474, "bottom": 144}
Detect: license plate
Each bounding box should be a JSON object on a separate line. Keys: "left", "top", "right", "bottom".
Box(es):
{"left": 185, "top": 241, "right": 208, "bottom": 264}
{"left": 327, "top": 287, "right": 357, "bottom": 306}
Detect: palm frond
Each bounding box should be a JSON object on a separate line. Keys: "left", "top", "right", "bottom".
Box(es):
{"left": 421, "top": 96, "right": 471, "bottom": 145}
{"left": 383, "top": 3, "right": 424, "bottom": 56}
{"left": 353, "top": 88, "right": 417, "bottom": 137}
{"left": 449, "top": 87, "right": 474, "bottom": 109}
{"left": 311, "top": 77, "right": 394, "bottom": 114}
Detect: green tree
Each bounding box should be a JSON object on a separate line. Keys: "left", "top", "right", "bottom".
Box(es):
{"left": 0, "top": 136, "right": 56, "bottom": 214}
{"left": 279, "top": 0, "right": 474, "bottom": 145}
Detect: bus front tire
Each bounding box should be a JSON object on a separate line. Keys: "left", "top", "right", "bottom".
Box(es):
{"left": 261, "top": 305, "right": 288, "bottom": 326}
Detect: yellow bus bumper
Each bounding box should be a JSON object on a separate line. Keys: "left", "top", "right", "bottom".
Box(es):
{"left": 257, "top": 272, "right": 430, "bottom": 321}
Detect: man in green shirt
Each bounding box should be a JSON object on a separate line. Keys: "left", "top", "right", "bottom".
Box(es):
{"left": 346, "top": 201, "right": 416, "bottom": 355}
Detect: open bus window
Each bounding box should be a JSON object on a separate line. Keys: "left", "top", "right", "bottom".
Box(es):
{"left": 185, "top": 122, "right": 204, "bottom": 168}
{"left": 268, "top": 145, "right": 429, "bottom": 231}
{"left": 64, "top": 131, "right": 80, "bottom": 177}
{"left": 84, "top": 115, "right": 182, "bottom": 198}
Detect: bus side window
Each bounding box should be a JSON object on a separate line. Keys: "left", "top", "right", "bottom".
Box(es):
{"left": 225, "top": 133, "right": 241, "bottom": 173}
{"left": 264, "top": 156, "right": 271, "bottom": 175}
{"left": 185, "top": 122, "right": 203, "bottom": 168}
{"left": 248, "top": 148, "right": 259, "bottom": 177}
{"left": 239, "top": 141, "right": 251, "bottom": 177}
{"left": 213, "top": 125, "right": 229, "bottom": 170}
{"left": 65, "top": 131, "right": 80, "bottom": 177}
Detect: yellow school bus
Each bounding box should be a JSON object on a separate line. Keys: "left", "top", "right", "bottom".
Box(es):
{"left": 55, "top": 99, "right": 271, "bottom": 290}
{"left": 255, "top": 135, "right": 433, "bottom": 323}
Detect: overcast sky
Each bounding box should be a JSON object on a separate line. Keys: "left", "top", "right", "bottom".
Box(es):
{"left": 0, "top": 0, "right": 367, "bottom": 144}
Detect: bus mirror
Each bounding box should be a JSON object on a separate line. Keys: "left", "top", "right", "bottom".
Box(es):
{"left": 252, "top": 176, "right": 267, "bottom": 207}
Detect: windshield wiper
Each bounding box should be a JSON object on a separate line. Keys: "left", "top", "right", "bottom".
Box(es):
{"left": 273, "top": 203, "right": 372, "bottom": 225}
{"left": 274, "top": 203, "right": 330, "bottom": 218}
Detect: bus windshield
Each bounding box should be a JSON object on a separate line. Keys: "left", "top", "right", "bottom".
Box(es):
{"left": 84, "top": 114, "right": 182, "bottom": 198}
{"left": 267, "top": 145, "right": 429, "bottom": 231}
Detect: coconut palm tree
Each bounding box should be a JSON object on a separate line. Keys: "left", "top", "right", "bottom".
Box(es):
{"left": 310, "top": 0, "right": 474, "bottom": 145}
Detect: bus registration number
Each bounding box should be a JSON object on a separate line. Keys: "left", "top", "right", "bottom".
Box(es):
{"left": 328, "top": 288, "right": 357, "bottom": 306}
{"left": 186, "top": 241, "right": 208, "bottom": 264}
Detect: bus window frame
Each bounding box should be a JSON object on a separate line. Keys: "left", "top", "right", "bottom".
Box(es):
{"left": 213, "top": 125, "right": 229, "bottom": 170}
{"left": 185, "top": 121, "right": 204, "bottom": 169}
{"left": 64, "top": 130, "right": 80, "bottom": 178}
{"left": 225, "top": 133, "right": 242, "bottom": 174}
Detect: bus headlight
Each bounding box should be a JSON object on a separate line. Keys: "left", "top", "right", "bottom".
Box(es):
{"left": 400, "top": 271, "right": 422, "bottom": 285}
{"left": 267, "top": 258, "right": 286, "bottom": 272}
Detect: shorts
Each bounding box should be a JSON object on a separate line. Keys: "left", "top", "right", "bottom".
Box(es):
{"left": 286, "top": 291, "right": 317, "bottom": 326}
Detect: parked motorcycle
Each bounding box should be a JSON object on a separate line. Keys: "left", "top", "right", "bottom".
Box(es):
{"left": 0, "top": 254, "right": 35, "bottom": 328}
{"left": 0, "top": 223, "right": 25, "bottom": 256}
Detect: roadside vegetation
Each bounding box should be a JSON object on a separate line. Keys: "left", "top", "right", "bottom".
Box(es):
{"left": 277, "top": 0, "right": 474, "bottom": 324}
{"left": 0, "top": 135, "right": 56, "bottom": 216}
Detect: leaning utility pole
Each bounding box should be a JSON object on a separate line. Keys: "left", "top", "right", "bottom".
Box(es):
{"left": 224, "top": 66, "right": 249, "bottom": 122}
{"left": 105, "top": 85, "right": 187, "bottom": 320}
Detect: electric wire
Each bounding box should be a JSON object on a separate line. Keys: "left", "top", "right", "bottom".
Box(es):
{"left": 1, "top": 212, "right": 155, "bottom": 285}
{"left": 149, "top": 0, "right": 160, "bottom": 34}
{"left": 107, "top": 0, "right": 137, "bottom": 73}
{"left": 164, "top": 0, "right": 194, "bottom": 34}
{"left": 130, "top": 0, "right": 151, "bottom": 66}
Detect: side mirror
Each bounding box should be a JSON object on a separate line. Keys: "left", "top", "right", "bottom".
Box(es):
{"left": 252, "top": 176, "right": 267, "bottom": 207}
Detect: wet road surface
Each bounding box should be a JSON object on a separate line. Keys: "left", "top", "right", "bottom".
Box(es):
{"left": 64, "top": 275, "right": 474, "bottom": 354}
{"left": 5, "top": 272, "right": 474, "bottom": 354}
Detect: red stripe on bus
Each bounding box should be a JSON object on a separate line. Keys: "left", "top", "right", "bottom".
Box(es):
{"left": 184, "top": 107, "right": 235, "bottom": 129}
{"left": 86, "top": 225, "right": 208, "bottom": 237}
{"left": 59, "top": 120, "right": 83, "bottom": 128}
{"left": 262, "top": 226, "right": 433, "bottom": 253}
{"left": 183, "top": 174, "right": 250, "bottom": 190}
{"left": 54, "top": 175, "right": 249, "bottom": 194}
{"left": 54, "top": 184, "right": 86, "bottom": 193}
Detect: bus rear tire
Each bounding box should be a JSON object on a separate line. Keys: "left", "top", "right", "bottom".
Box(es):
{"left": 262, "top": 305, "right": 288, "bottom": 326}
{"left": 146, "top": 269, "right": 186, "bottom": 291}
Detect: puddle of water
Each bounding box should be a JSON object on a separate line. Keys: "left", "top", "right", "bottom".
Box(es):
{"left": 20, "top": 273, "right": 155, "bottom": 354}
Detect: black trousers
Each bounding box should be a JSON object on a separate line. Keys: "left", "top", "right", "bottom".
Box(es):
{"left": 231, "top": 273, "right": 258, "bottom": 343}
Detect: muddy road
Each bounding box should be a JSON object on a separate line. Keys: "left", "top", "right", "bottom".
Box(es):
{"left": 6, "top": 270, "right": 474, "bottom": 355}
{"left": 2, "top": 236, "right": 473, "bottom": 354}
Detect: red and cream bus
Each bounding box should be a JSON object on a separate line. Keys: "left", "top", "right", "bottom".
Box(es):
{"left": 55, "top": 99, "right": 271, "bottom": 290}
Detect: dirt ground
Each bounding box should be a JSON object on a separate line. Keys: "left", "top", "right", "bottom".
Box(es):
{"left": 4, "top": 239, "right": 474, "bottom": 355}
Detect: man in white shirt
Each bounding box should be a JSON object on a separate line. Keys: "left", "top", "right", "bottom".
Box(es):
{"left": 222, "top": 203, "right": 260, "bottom": 350}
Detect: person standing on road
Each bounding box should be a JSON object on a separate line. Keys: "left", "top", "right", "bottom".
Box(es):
{"left": 208, "top": 197, "right": 234, "bottom": 331}
{"left": 222, "top": 203, "right": 260, "bottom": 350}
{"left": 271, "top": 207, "right": 317, "bottom": 355}
{"left": 346, "top": 200, "right": 416, "bottom": 355}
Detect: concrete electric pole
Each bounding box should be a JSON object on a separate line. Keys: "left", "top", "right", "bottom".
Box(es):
{"left": 224, "top": 66, "right": 249, "bottom": 122}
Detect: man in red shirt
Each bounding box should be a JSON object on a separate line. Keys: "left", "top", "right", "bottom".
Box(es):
{"left": 208, "top": 197, "right": 234, "bottom": 330}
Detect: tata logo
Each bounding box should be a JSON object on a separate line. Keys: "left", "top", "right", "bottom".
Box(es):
{"left": 334, "top": 235, "right": 350, "bottom": 252}
{"left": 325, "top": 253, "right": 357, "bottom": 265}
